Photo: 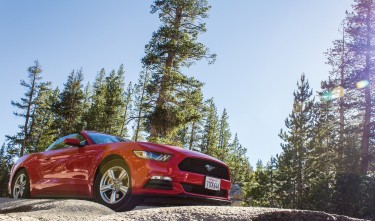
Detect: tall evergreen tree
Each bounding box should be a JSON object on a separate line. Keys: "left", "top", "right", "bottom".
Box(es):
{"left": 81, "top": 82, "right": 92, "bottom": 129}
{"left": 120, "top": 82, "right": 134, "bottom": 138}
{"left": 142, "top": 0, "right": 216, "bottom": 142}
{"left": 345, "top": 0, "right": 375, "bottom": 174}
{"left": 277, "top": 74, "right": 314, "bottom": 209}
{"left": 176, "top": 124, "right": 190, "bottom": 148}
{"left": 133, "top": 68, "right": 152, "bottom": 141}
{"left": 84, "top": 68, "right": 107, "bottom": 131}
{"left": 7, "top": 60, "right": 50, "bottom": 156}
{"left": 30, "top": 86, "right": 59, "bottom": 152}
{"left": 227, "top": 133, "right": 249, "bottom": 184}
{"left": 323, "top": 22, "right": 355, "bottom": 169}
{"left": 302, "top": 101, "right": 336, "bottom": 210}
{"left": 83, "top": 66, "right": 126, "bottom": 135}
{"left": 0, "top": 143, "right": 13, "bottom": 196}
{"left": 54, "top": 69, "right": 85, "bottom": 136}
{"left": 199, "top": 98, "right": 219, "bottom": 155}
{"left": 186, "top": 98, "right": 206, "bottom": 151}
{"left": 187, "top": 119, "right": 204, "bottom": 151}
{"left": 102, "top": 66, "right": 126, "bottom": 135}
{"left": 242, "top": 159, "right": 275, "bottom": 207}
{"left": 175, "top": 78, "right": 204, "bottom": 146}
{"left": 216, "top": 109, "right": 231, "bottom": 161}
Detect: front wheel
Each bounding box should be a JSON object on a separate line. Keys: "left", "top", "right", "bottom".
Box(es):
{"left": 94, "top": 159, "right": 138, "bottom": 211}
{"left": 11, "top": 169, "right": 30, "bottom": 199}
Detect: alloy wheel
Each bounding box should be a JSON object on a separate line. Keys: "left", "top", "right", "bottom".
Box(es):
{"left": 99, "top": 166, "right": 129, "bottom": 204}
{"left": 13, "top": 173, "right": 27, "bottom": 199}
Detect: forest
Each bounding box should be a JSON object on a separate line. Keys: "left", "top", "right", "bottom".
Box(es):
{"left": 0, "top": 0, "right": 374, "bottom": 220}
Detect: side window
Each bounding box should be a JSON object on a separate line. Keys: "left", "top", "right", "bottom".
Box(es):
{"left": 46, "top": 134, "right": 86, "bottom": 151}
{"left": 46, "top": 137, "right": 65, "bottom": 151}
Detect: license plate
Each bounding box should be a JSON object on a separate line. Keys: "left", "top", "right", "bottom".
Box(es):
{"left": 205, "top": 176, "right": 221, "bottom": 191}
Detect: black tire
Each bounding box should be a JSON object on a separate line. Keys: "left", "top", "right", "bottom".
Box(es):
{"left": 11, "top": 168, "right": 30, "bottom": 199}
{"left": 94, "top": 159, "right": 138, "bottom": 211}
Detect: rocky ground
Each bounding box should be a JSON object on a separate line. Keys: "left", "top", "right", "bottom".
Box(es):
{"left": 0, "top": 198, "right": 365, "bottom": 221}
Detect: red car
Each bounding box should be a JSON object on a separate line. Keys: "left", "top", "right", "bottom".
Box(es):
{"left": 8, "top": 131, "right": 231, "bottom": 211}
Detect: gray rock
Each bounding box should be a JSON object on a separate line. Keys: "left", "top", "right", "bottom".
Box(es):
{"left": 230, "top": 183, "right": 243, "bottom": 201}
{"left": 0, "top": 198, "right": 364, "bottom": 221}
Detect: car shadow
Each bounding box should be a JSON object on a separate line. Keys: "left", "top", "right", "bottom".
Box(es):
{"left": 0, "top": 199, "right": 55, "bottom": 214}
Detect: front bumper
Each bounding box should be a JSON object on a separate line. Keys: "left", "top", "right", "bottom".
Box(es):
{"left": 128, "top": 154, "right": 231, "bottom": 205}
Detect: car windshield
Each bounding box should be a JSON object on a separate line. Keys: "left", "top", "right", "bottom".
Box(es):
{"left": 87, "top": 132, "right": 130, "bottom": 145}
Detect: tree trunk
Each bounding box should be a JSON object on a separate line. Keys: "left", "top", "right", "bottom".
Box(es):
{"left": 21, "top": 72, "right": 37, "bottom": 156}
{"left": 296, "top": 102, "right": 304, "bottom": 209}
{"left": 134, "top": 70, "right": 149, "bottom": 142}
{"left": 121, "top": 86, "right": 132, "bottom": 137}
{"left": 338, "top": 27, "right": 345, "bottom": 164}
{"left": 296, "top": 147, "right": 303, "bottom": 209}
{"left": 359, "top": 6, "right": 373, "bottom": 174}
{"left": 360, "top": 86, "right": 371, "bottom": 173}
{"left": 120, "top": 103, "right": 129, "bottom": 137}
{"left": 188, "top": 122, "right": 196, "bottom": 150}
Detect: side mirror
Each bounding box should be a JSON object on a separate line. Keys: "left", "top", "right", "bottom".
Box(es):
{"left": 64, "top": 138, "right": 83, "bottom": 147}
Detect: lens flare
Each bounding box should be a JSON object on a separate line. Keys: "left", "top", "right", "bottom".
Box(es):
{"left": 332, "top": 86, "right": 345, "bottom": 98}
{"left": 321, "top": 91, "right": 332, "bottom": 101}
{"left": 356, "top": 80, "right": 369, "bottom": 89}
{"left": 321, "top": 86, "right": 345, "bottom": 102}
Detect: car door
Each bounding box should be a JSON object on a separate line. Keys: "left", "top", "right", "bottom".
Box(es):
{"left": 63, "top": 141, "right": 104, "bottom": 197}
{"left": 39, "top": 134, "right": 87, "bottom": 196}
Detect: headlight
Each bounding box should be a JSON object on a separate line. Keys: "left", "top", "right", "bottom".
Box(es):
{"left": 133, "top": 151, "right": 173, "bottom": 162}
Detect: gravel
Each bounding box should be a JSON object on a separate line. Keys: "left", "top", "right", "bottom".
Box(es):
{"left": 0, "top": 198, "right": 365, "bottom": 221}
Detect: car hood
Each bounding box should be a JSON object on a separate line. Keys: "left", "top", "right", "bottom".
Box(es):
{"left": 136, "top": 142, "right": 226, "bottom": 165}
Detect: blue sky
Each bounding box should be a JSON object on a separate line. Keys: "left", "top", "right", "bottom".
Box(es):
{"left": 0, "top": 1, "right": 352, "bottom": 166}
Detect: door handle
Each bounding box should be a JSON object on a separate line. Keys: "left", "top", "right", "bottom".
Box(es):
{"left": 44, "top": 157, "right": 51, "bottom": 161}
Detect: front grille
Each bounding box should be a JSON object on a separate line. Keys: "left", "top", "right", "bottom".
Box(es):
{"left": 182, "top": 183, "right": 227, "bottom": 197}
{"left": 178, "top": 158, "right": 230, "bottom": 180}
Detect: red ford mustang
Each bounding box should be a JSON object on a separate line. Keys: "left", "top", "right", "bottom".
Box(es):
{"left": 8, "top": 131, "right": 231, "bottom": 211}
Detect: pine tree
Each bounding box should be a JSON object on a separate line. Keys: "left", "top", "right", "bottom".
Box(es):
{"left": 277, "top": 73, "right": 314, "bottom": 209}
{"left": 83, "top": 66, "right": 126, "bottom": 135}
{"left": 133, "top": 68, "right": 152, "bottom": 141}
{"left": 7, "top": 60, "right": 50, "bottom": 156}
{"left": 120, "top": 82, "right": 134, "bottom": 138}
{"left": 227, "top": 133, "right": 249, "bottom": 184}
{"left": 267, "top": 156, "right": 277, "bottom": 207}
{"left": 187, "top": 119, "right": 204, "bottom": 151}
{"left": 323, "top": 22, "right": 355, "bottom": 169}
{"left": 54, "top": 69, "right": 85, "bottom": 136}
{"left": 175, "top": 78, "right": 204, "bottom": 146}
{"left": 303, "top": 101, "right": 336, "bottom": 210}
{"left": 216, "top": 109, "right": 231, "bottom": 161}
{"left": 84, "top": 68, "right": 107, "bottom": 132}
{"left": 186, "top": 100, "right": 206, "bottom": 151}
{"left": 176, "top": 124, "right": 190, "bottom": 148}
{"left": 199, "top": 98, "right": 219, "bottom": 155}
{"left": 242, "top": 160, "right": 274, "bottom": 207}
{"left": 0, "top": 143, "right": 9, "bottom": 196}
{"left": 142, "top": 0, "right": 216, "bottom": 142}
{"left": 81, "top": 82, "right": 92, "bottom": 129}
{"left": 31, "top": 86, "right": 59, "bottom": 152}
{"left": 345, "top": 0, "right": 375, "bottom": 174}
{"left": 102, "top": 66, "right": 125, "bottom": 135}
{"left": 0, "top": 142, "right": 15, "bottom": 196}
{"left": 274, "top": 149, "right": 297, "bottom": 208}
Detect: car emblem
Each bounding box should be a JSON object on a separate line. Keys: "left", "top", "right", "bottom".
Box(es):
{"left": 205, "top": 164, "right": 215, "bottom": 172}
